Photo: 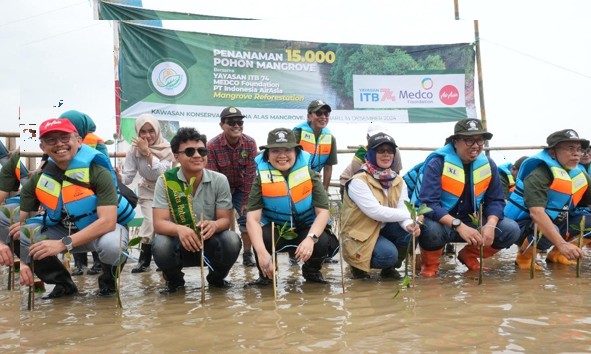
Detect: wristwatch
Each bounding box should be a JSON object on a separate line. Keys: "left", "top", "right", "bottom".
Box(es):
{"left": 62, "top": 236, "right": 73, "bottom": 252}
{"left": 307, "top": 233, "right": 319, "bottom": 244}
{"left": 451, "top": 218, "right": 462, "bottom": 230}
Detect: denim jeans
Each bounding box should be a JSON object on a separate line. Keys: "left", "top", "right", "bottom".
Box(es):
{"left": 419, "top": 217, "right": 520, "bottom": 251}
{"left": 20, "top": 223, "right": 129, "bottom": 265}
{"left": 516, "top": 214, "right": 591, "bottom": 251}
{"left": 231, "top": 190, "right": 247, "bottom": 233}
{"left": 370, "top": 222, "right": 411, "bottom": 269}
{"left": 152, "top": 230, "right": 242, "bottom": 281}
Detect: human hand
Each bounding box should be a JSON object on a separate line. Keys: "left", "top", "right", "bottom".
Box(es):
{"left": 457, "top": 224, "right": 483, "bottom": 247}
{"left": 8, "top": 222, "right": 20, "bottom": 240}
{"left": 556, "top": 242, "right": 583, "bottom": 261}
{"left": 295, "top": 236, "right": 315, "bottom": 262}
{"left": 177, "top": 224, "right": 202, "bottom": 252}
{"left": 0, "top": 243, "right": 13, "bottom": 266}
{"left": 29, "top": 239, "right": 65, "bottom": 260}
{"left": 20, "top": 264, "right": 34, "bottom": 286}
{"left": 406, "top": 223, "right": 421, "bottom": 237}
{"left": 481, "top": 224, "right": 496, "bottom": 247}
{"left": 257, "top": 251, "right": 274, "bottom": 279}
{"left": 131, "top": 137, "right": 150, "bottom": 155}
{"left": 197, "top": 220, "right": 217, "bottom": 240}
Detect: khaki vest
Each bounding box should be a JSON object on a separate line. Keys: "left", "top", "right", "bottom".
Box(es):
{"left": 341, "top": 172, "right": 403, "bottom": 272}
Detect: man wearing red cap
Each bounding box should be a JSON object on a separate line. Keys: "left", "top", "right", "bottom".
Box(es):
{"left": 18, "top": 118, "right": 135, "bottom": 298}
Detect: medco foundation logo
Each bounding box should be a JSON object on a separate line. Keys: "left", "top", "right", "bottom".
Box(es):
{"left": 149, "top": 60, "right": 189, "bottom": 97}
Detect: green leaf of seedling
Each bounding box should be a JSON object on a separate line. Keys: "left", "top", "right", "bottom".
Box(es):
{"left": 281, "top": 230, "right": 298, "bottom": 241}
{"left": 404, "top": 201, "right": 417, "bottom": 220}
{"left": 113, "top": 133, "right": 119, "bottom": 140}
{"left": 104, "top": 139, "right": 115, "bottom": 145}
{"left": 402, "top": 276, "right": 411, "bottom": 288}
{"left": 23, "top": 228, "right": 31, "bottom": 238}
{"left": 468, "top": 214, "right": 478, "bottom": 227}
{"left": 128, "top": 237, "right": 142, "bottom": 248}
{"left": 0, "top": 207, "right": 9, "bottom": 219}
{"left": 416, "top": 204, "right": 433, "bottom": 216}
{"left": 166, "top": 181, "right": 183, "bottom": 193}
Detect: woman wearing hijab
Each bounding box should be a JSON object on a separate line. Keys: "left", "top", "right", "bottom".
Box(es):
{"left": 340, "top": 132, "right": 420, "bottom": 280}
{"left": 58, "top": 110, "right": 109, "bottom": 276}
{"left": 120, "top": 113, "right": 174, "bottom": 273}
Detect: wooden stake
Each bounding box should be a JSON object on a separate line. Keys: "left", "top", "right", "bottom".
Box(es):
{"left": 576, "top": 216, "right": 585, "bottom": 278}
{"left": 530, "top": 224, "right": 538, "bottom": 280}
{"left": 271, "top": 222, "right": 277, "bottom": 301}
{"left": 200, "top": 213, "right": 205, "bottom": 304}
{"left": 116, "top": 228, "right": 123, "bottom": 308}
{"left": 478, "top": 203, "right": 484, "bottom": 285}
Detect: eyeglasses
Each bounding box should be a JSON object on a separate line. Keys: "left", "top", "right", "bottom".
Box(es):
{"left": 225, "top": 120, "right": 244, "bottom": 127}
{"left": 556, "top": 146, "right": 584, "bottom": 154}
{"left": 461, "top": 137, "right": 486, "bottom": 147}
{"left": 582, "top": 148, "right": 591, "bottom": 155}
{"left": 314, "top": 110, "right": 330, "bottom": 117}
{"left": 42, "top": 134, "right": 75, "bottom": 146}
{"left": 376, "top": 148, "right": 395, "bottom": 155}
{"left": 177, "top": 147, "right": 207, "bottom": 157}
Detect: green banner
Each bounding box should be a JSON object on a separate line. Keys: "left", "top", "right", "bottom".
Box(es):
{"left": 119, "top": 22, "right": 475, "bottom": 123}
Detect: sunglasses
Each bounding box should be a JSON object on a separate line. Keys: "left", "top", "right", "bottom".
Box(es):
{"left": 314, "top": 110, "right": 330, "bottom": 117}
{"left": 225, "top": 120, "right": 244, "bottom": 127}
{"left": 177, "top": 147, "right": 207, "bottom": 157}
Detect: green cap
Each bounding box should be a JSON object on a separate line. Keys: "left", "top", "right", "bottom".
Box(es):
{"left": 448, "top": 118, "right": 493, "bottom": 141}
{"left": 259, "top": 128, "right": 302, "bottom": 150}
{"left": 307, "top": 99, "right": 332, "bottom": 113}
{"left": 545, "top": 129, "right": 589, "bottom": 149}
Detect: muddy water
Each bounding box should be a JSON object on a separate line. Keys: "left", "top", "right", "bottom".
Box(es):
{"left": 2, "top": 246, "right": 590, "bottom": 353}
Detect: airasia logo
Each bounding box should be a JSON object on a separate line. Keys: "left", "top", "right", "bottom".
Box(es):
{"left": 439, "top": 85, "right": 459, "bottom": 105}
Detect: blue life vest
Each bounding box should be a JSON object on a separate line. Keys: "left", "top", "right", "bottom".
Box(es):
{"left": 403, "top": 162, "right": 423, "bottom": 199}
{"left": 294, "top": 122, "right": 332, "bottom": 172}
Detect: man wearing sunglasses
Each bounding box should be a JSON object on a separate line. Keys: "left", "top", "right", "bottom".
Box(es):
{"left": 412, "top": 118, "right": 520, "bottom": 277}
{"left": 505, "top": 129, "right": 591, "bottom": 269}
{"left": 152, "top": 127, "right": 241, "bottom": 293}
{"left": 207, "top": 107, "right": 258, "bottom": 268}
{"left": 18, "top": 118, "right": 135, "bottom": 298}
{"left": 293, "top": 100, "right": 338, "bottom": 191}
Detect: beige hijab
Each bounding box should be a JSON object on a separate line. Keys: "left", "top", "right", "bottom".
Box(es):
{"left": 133, "top": 113, "right": 173, "bottom": 161}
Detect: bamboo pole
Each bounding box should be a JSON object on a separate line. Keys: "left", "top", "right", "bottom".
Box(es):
{"left": 530, "top": 224, "right": 538, "bottom": 280}
{"left": 116, "top": 228, "right": 123, "bottom": 308}
{"left": 576, "top": 216, "right": 585, "bottom": 278}
{"left": 200, "top": 213, "right": 205, "bottom": 304}
{"left": 478, "top": 204, "right": 484, "bottom": 285}
{"left": 473, "top": 20, "right": 490, "bottom": 156}
{"left": 271, "top": 222, "right": 277, "bottom": 301}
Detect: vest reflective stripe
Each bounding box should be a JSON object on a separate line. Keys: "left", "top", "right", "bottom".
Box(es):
{"left": 295, "top": 122, "right": 332, "bottom": 172}
{"left": 83, "top": 133, "right": 104, "bottom": 149}
{"left": 441, "top": 161, "right": 464, "bottom": 197}
{"left": 473, "top": 163, "right": 492, "bottom": 197}
{"left": 36, "top": 174, "right": 61, "bottom": 210}
{"left": 505, "top": 151, "right": 588, "bottom": 221}
{"left": 256, "top": 151, "right": 315, "bottom": 226}
{"left": 15, "top": 165, "right": 20, "bottom": 182}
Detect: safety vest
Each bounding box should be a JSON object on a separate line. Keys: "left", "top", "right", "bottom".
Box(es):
{"left": 255, "top": 150, "right": 315, "bottom": 227}
{"left": 505, "top": 150, "right": 588, "bottom": 221}
{"left": 35, "top": 145, "right": 135, "bottom": 229}
{"left": 498, "top": 162, "right": 516, "bottom": 193}
{"left": 295, "top": 122, "right": 332, "bottom": 172}
{"left": 411, "top": 143, "right": 492, "bottom": 210}
{"left": 403, "top": 162, "right": 424, "bottom": 199}
{"left": 82, "top": 132, "right": 105, "bottom": 150}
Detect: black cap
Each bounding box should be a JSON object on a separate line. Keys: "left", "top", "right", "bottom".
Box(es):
{"left": 447, "top": 118, "right": 493, "bottom": 141}
{"left": 220, "top": 107, "right": 245, "bottom": 121}
{"left": 367, "top": 132, "right": 398, "bottom": 151}
{"left": 259, "top": 128, "right": 302, "bottom": 150}
{"left": 307, "top": 100, "right": 332, "bottom": 113}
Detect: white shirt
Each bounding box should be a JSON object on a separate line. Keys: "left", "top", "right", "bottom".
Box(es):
{"left": 121, "top": 149, "right": 172, "bottom": 185}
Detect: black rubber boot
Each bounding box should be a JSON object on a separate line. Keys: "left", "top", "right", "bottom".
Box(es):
{"left": 34, "top": 256, "right": 78, "bottom": 299}
{"left": 160, "top": 267, "right": 185, "bottom": 294}
{"left": 380, "top": 267, "right": 402, "bottom": 280}
{"left": 302, "top": 258, "right": 328, "bottom": 284}
{"left": 86, "top": 252, "right": 102, "bottom": 275}
{"left": 350, "top": 266, "right": 371, "bottom": 279}
{"left": 131, "top": 243, "right": 152, "bottom": 273}
{"left": 97, "top": 261, "right": 124, "bottom": 297}
{"left": 71, "top": 253, "right": 88, "bottom": 276}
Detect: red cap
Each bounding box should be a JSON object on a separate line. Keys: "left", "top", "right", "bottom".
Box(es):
{"left": 39, "top": 118, "right": 78, "bottom": 138}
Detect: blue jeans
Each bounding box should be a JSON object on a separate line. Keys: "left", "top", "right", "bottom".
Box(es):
{"left": 20, "top": 223, "right": 129, "bottom": 265}
{"left": 516, "top": 214, "right": 591, "bottom": 250}
{"left": 152, "top": 230, "right": 241, "bottom": 282}
{"left": 419, "top": 217, "right": 520, "bottom": 251}
{"left": 232, "top": 190, "right": 247, "bottom": 233}
{"left": 371, "top": 223, "right": 411, "bottom": 269}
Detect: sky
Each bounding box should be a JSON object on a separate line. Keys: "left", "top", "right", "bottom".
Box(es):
{"left": 2, "top": 0, "right": 591, "bottom": 177}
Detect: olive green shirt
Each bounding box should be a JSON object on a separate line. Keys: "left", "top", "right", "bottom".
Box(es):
{"left": 523, "top": 165, "right": 591, "bottom": 208}
{"left": 0, "top": 153, "right": 20, "bottom": 193}
{"left": 247, "top": 167, "right": 329, "bottom": 211}
{"left": 20, "top": 163, "right": 118, "bottom": 213}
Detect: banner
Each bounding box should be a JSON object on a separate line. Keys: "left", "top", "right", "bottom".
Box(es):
{"left": 118, "top": 22, "right": 476, "bottom": 124}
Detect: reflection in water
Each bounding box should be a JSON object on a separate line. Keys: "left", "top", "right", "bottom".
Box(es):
{"left": 1, "top": 245, "right": 590, "bottom": 352}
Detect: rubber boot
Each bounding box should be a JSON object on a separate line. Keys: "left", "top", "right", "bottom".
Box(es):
{"left": 420, "top": 247, "right": 443, "bottom": 277}
{"left": 160, "top": 267, "right": 185, "bottom": 294}
{"left": 458, "top": 245, "right": 499, "bottom": 271}
{"left": 546, "top": 238, "right": 591, "bottom": 265}
{"left": 97, "top": 261, "right": 125, "bottom": 296}
{"left": 87, "top": 252, "right": 102, "bottom": 275}
{"left": 515, "top": 238, "right": 542, "bottom": 270}
{"left": 242, "top": 249, "right": 256, "bottom": 267}
{"left": 71, "top": 253, "right": 88, "bottom": 276}
{"left": 131, "top": 243, "right": 152, "bottom": 273}
{"left": 302, "top": 258, "right": 328, "bottom": 284}
{"left": 34, "top": 256, "right": 78, "bottom": 299}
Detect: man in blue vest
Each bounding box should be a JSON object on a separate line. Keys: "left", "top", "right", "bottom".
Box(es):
{"left": 18, "top": 118, "right": 134, "bottom": 298}
{"left": 498, "top": 155, "right": 528, "bottom": 199}
{"left": 414, "top": 118, "right": 520, "bottom": 276}
{"left": 505, "top": 129, "right": 591, "bottom": 269}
